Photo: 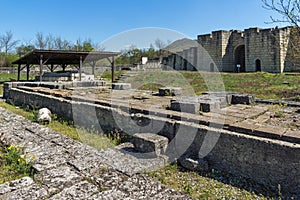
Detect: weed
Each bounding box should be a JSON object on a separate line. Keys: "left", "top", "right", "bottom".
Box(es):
{"left": 269, "top": 104, "right": 286, "bottom": 118}
{"left": 0, "top": 144, "right": 35, "bottom": 184}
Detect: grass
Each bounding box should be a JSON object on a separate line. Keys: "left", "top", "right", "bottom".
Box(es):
{"left": 0, "top": 73, "right": 37, "bottom": 83}
{"left": 101, "top": 69, "right": 127, "bottom": 81}
{"left": 148, "top": 163, "right": 278, "bottom": 200}
{"left": 1, "top": 71, "right": 300, "bottom": 100}
{"left": 121, "top": 71, "right": 300, "bottom": 100}
{"left": 0, "top": 73, "right": 37, "bottom": 96}
{"left": 0, "top": 144, "right": 35, "bottom": 184}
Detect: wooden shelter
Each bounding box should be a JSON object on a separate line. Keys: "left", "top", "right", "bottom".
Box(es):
{"left": 12, "top": 49, "right": 120, "bottom": 82}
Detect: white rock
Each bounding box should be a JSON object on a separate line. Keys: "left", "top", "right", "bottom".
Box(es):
{"left": 37, "top": 108, "right": 52, "bottom": 123}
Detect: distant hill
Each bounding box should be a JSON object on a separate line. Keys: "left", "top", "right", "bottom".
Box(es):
{"left": 164, "top": 38, "right": 199, "bottom": 53}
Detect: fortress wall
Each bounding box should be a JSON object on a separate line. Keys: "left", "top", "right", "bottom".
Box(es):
{"left": 222, "top": 31, "right": 244, "bottom": 71}
{"left": 245, "top": 28, "right": 281, "bottom": 72}
{"left": 279, "top": 27, "right": 292, "bottom": 72}
{"left": 194, "top": 26, "right": 294, "bottom": 73}
{"left": 5, "top": 86, "right": 300, "bottom": 196}
{"left": 197, "top": 31, "right": 226, "bottom": 70}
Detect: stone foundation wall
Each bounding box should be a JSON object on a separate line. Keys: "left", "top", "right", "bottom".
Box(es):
{"left": 5, "top": 88, "right": 300, "bottom": 196}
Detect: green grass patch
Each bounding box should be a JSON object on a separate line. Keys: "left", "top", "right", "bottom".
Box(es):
{"left": 0, "top": 144, "right": 35, "bottom": 184}
{"left": 124, "top": 71, "right": 300, "bottom": 100}
{"left": 0, "top": 73, "right": 38, "bottom": 96}
{"left": 148, "top": 163, "right": 277, "bottom": 199}
{"left": 0, "top": 73, "right": 37, "bottom": 82}
{"left": 101, "top": 70, "right": 127, "bottom": 81}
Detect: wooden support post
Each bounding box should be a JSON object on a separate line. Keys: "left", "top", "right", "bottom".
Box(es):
{"left": 26, "top": 64, "right": 30, "bottom": 81}
{"left": 40, "top": 55, "right": 43, "bottom": 82}
{"left": 62, "top": 64, "right": 66, "bottom": 72}
{"left": 112, "top": 56, "right": 115, "bottom": 83}
{"left": 79, "top": 56, "right": 82, "bottom": 81}
{"left": 92, "top": 62, "right": 95, "bottom": 76}
{"left": 17, "top": 64, "right": 21, "bottom": 81}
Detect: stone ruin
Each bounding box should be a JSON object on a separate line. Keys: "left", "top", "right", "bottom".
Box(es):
{"left": 158, "top": 87, "right": 256, "bottom": 114}
{"left": 36, "top": 71, "right": 94, "bottom": 82}
{"left": 2, "top": 81, "right": 300, "bottom": 198}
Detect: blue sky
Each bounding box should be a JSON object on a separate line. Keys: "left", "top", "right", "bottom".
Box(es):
{"left": 0, "top": 0, "right": 287, "bottom": 51}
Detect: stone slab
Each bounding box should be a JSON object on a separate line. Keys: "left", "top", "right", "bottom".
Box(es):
{"left": 0, "top": 177, "right": 34, "bottom": 195}
{"left": 170, "top": 101, "right": 200, "bottom": 114}
{"left": 49, "top": 181, "right": 99, "bottom": 200}
{"left": 231, "top": 94, "right": 255, "bottom": 105}
{"left": 159, "top": 87, "right": 182, "bottom": 96}
{"left": 0, "top": 182, "right": 49, "bottom": 200}
{"left": 133, "top": 133, "right": 169, "bottom": 157}
{"left": 200, "top": 101, "right": 221, "bottom": 112}
{"left": 254, "top": 125, "right": 287, "bottom": 138}
{"left": 112, "top": 83, "right": 131, "bottom": 90}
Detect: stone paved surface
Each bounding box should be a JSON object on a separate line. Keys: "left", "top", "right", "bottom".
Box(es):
{"left": 0, "top": 107, "right": 193, "bottom": 200}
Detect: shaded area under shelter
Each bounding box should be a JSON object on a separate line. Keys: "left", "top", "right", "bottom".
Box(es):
{"left": 12, "top": 49, "right": 120, "bottom": 82}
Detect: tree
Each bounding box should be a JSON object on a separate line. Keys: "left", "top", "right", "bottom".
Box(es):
{"left": 155, "top": 38, "right": 168, "bottom": 62}
{"left": 16, "top": 44, "right": 35, "bottom": 57}
{"left": 45, "top": 34, "right": 55, "bottom": 50}
{"left": 54, "top": 36, "right": 71, "bottom": 50}
{"left": 0, "top": 30, "right": 19, "bottom": 55}
{"left": 262, "top": 0, "right": 300, "bottom": 26}
{"left": 72, "top": 38, "right": 94, "bottom": 52}
{"left": 35, "top": 32, "right": 47, "bottom": 49}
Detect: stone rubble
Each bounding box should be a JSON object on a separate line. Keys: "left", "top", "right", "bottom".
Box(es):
{"left": 0, "top": 107, "right": 193, "bottom": 200}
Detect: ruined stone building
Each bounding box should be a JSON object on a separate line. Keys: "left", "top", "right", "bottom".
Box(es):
{"left": 165, "top": 26, "right": 297, "bottom": 73}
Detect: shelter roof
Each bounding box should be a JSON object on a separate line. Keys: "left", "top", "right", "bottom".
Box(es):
{"left": 12, "top": 49, "right": 120, "bottom": 65}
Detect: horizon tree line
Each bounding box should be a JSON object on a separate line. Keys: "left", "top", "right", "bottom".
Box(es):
{"left": 0, "top": 30, "right": 169, "bottom": 67}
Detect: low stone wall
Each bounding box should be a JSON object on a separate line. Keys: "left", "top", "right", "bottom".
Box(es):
{"left": 3, "top": 81, "right": 106, "bottom": 98}
{"left": 5, "top": 86, "right": 300, "bottom": 197}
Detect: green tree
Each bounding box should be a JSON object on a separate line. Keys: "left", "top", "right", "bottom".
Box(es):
{"left": 16, "top": 45, "right": 35, "bottom": 57}
{"left": 73, "top": 38, "right": 95, "bottom": 52}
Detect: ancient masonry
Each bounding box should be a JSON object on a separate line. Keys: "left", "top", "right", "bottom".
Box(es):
{"left": 3, "top": 81, "right": 300, "bottom": 197}
{"left": 165, "top": 26, "right": 295, "bottom": 73}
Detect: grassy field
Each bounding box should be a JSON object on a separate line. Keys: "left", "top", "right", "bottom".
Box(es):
{"left": 0, "top": 73, "right": 37, "bottom": 96}
{"left": 121, "top": 71, "right": 300, "bottom": 100}
{"left": 1, "top": 71, "right": 299, "bottom": 100}
{"left": 148, "top": 164, "right": 277, "bottom": 200}
{"left": 101, "top": 70, "right": 127, "bottom": 82}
